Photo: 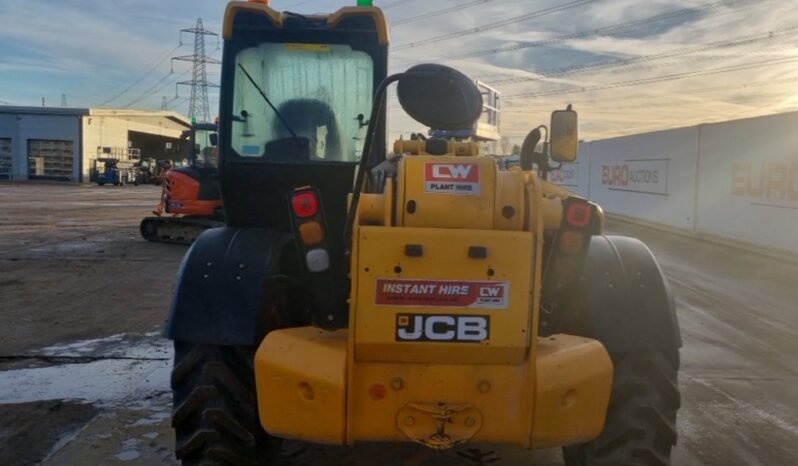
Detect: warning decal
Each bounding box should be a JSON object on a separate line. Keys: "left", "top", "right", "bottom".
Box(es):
{"left": 376, "top": 279, "right": 509, "bottom": 309}
{"left": 424, "top": 162, "right": 480, "bottom": 195}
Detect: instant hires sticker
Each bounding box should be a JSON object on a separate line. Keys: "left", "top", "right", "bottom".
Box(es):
{"left": 376, "top": 279, "right": 509, "bottom": 309}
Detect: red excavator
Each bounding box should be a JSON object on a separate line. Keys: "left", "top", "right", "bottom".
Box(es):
{"left": 139, "top": 122, "right": 224, "bottom": 244}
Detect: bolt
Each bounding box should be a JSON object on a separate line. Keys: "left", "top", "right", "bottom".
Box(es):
{"left": 202, "top": 274, "right": 209, "bottom": 279}
{"left": 608, "top": 283, "right": 614, "bottom": 289}
{"left": 327, "top": 314, "right": 335, "bottom": 321}
{"left": 477, "top": 379, "right": 491, "bottom": 393}
{"left": 391, "top": 377, "right": 405, "bottom": 391}
{"left": 238, "top": 263, "right": 245, "bottom": 269}
{"left": 206, "top": 261, "right": 212, "bottom": 267}
{"left": 235, "top": 275, "right": 242, "bottom": 281}
{"left": 465, "top": 417, "right": 476, "bottom": 427}
{"left": 404, "top": 416, "right": 415, "bottom": 426}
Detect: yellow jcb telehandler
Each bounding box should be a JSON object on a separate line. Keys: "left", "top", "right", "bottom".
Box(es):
{"left": 164, "top": 2, "right": 681, "bottom": 465}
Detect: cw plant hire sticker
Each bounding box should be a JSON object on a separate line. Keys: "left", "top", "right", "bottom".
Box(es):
{"left": 424, "top": 162, "right": 480, "bottom": 194}
{"left": 376, "top": 278, "right": 509, "bottom": 309}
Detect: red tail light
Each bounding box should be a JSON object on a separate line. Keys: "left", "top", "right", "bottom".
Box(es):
{"left": 292, "top": 191, "right": 319, "bottom": 218}
{"left": 566, "top": 202, "right": 593, "bottom": 228}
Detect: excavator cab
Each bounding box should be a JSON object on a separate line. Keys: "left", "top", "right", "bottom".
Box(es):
{"left": 189, "top": 122, "right": 219, "bottom": 168}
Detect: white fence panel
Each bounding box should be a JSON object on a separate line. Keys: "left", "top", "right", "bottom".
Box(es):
{"left": 696, "top": 112, "right": 798, "bottom": 253}
{"left": 586, "top": 127, "right": 699, "bottom": 231}
{"left": 549, "top": 142, "right": 589, "bottom": 197}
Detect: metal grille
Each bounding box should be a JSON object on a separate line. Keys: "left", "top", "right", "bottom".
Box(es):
{"left": 28, "top": 139, "right": 74, "bottom": 181}
{"left": 0, "top": 138, "right": 10, "bottom": 179}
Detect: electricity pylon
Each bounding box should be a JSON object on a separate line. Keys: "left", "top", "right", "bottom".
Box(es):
{"left": 172, "top": 19, "right": 220, "bottom": 123}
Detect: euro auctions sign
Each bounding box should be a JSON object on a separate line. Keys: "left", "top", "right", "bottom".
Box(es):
{"left": 424, "top": 162, "right": 480, "bottom": 195}
{"left": 376, "top": 278, "right": 509, "bottom": 309}
{"left": 601, "top": 159, "right": 669, "bottom": 196}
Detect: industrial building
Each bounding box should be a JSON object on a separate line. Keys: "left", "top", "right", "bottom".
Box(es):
{"left": 0, "top": 106, "right": 192, "bottom": 182}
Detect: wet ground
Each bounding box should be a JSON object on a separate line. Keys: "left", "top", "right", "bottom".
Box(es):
{"left": 0, "top": 182, "right": 796, "bottom": 465}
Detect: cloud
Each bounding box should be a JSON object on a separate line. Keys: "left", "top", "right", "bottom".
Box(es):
{"left": 1, "top": 0, "right": 796, "bottom": 141}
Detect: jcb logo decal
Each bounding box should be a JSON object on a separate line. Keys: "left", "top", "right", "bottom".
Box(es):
{"left": 425, "top": 163, "right": 480, "bottom": 194}
{"left": 396, "top": 314, "right": 489, "bottom": 343}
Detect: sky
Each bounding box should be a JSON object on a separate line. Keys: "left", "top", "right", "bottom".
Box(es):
{"left": 1, "top": 0, "right": 797, "bottom": 142}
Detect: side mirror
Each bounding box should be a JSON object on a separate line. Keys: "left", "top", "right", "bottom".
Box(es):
{"left": 209, "top": 133, "right": 218, "bottom": 147}
{"left": 397, "top": 64, "right": 483, "bottom": 130}
{"left": 550, "top": 107, "right": 578, "bottom": 163}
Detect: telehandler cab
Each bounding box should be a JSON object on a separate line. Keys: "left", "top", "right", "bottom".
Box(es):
{"left": 165, "top": 2, "right": 681, "bottom": 465}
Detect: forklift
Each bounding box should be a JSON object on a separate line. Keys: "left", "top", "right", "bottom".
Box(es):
{"left": 164, "top": 2, "right": 681, "bottom": 465}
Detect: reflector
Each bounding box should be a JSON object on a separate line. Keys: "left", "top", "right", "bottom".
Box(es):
{"left": 558, "top": 230, "right": 584, "bottom": 254}
{"left": 299, "top": 221, "right": 324, "bottom": 246}
{"left": 306, "top": 249, "right": 330, "bottom": 272}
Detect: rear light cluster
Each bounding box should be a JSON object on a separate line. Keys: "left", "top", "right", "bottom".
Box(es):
{"left": 557, "top": 197, "right": 599, "bottom": 255}
{"left": 290, "top": 187, "right": 330, "bottom": 272}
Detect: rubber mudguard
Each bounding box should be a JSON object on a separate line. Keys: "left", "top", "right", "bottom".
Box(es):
{"left": 163, "top": 227, "right": 292, "bottom": 345}
{"left": 561, "top": 235, "right": 682, "bottom": 353}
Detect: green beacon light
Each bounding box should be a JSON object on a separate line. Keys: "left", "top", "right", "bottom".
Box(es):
{"left": 357, "top": 0, "right": 373, "bottom": 6}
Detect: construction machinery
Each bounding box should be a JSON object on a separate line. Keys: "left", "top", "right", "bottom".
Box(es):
{"left": 89, "top": 157, "right": 140, "bottom": 186}
{"left": 139, "top": 122, "right": 224, "bottom": 244}
{"left": 164, "top": 2, "right": 681, "bottom": 465}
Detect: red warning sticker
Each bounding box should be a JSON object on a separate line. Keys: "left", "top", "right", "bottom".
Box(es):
{"left": 376, "top": 279, "right": 509, "bottom": 308}
{"left": 424, "top": 162, "right": 480, "bottom": 195}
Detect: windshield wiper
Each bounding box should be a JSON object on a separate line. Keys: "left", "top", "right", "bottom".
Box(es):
{"left": 237, "top": 63, "right": 302, "bottom": 145}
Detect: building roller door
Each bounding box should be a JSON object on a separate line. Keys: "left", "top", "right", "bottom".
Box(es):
{"left": 28, "top": 139, "right": 74, "bottom": 181}
{"left": 0, "top": 138, "right": 10, "bottom": 179}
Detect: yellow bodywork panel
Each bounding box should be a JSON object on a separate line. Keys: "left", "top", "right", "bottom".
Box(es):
{"left": 255, "top": 327, "right": 347, "bottom": 444}
{"left": 255, "top": 329, "right": 611, "bottom": 448}
{"left": 253, "top": 145, "right": 613, "bottom": 449}
{"left": 494, "top": 170, "right": 526, "bottom": 231}
{"left": 354, "top": 226, "right": 534, "bottom": 365}
{"left": 532, "top": 335, "right": 613, "bottom": 447}
{"left": 400, "top": 156, "right": 497, "bottom": 230}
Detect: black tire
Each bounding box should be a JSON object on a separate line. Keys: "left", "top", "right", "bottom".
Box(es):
{"left": 171, "top": 342, "right": 281, "bottom": 466}
{"left": 563, "top": 351, "right": 680, "bottom": 466}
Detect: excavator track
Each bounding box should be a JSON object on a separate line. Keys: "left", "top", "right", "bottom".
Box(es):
{"left": 139, "top": 216, "right": 224, "bottom": 245}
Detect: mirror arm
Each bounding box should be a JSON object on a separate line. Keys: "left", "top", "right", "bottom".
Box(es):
{"left": 343, "top": 72, "right": 404, "bottom": 257}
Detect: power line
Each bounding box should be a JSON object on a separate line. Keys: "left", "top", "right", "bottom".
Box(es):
{"left": 443, "top": 0, "right": 757, "bottom": 60}
{"left": 122, "top": 70, "right": 190, "bottom": 108}
{"left": 393, "top": 0, "right": 598, "bottom": 51}
{"left": 492, "top": 27, "right": 798, "bottom": 85}
{"left": 96, "top": 44, "right": 181, "bottom": 107}
{"left": 381, "top": 0, "right": 419, "bottom": 10}
{"left": 393, "top": 0, "right": 492, "bottom": 26}
{"left": 508, "top": 55, "right": 798, "bottom": 99}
